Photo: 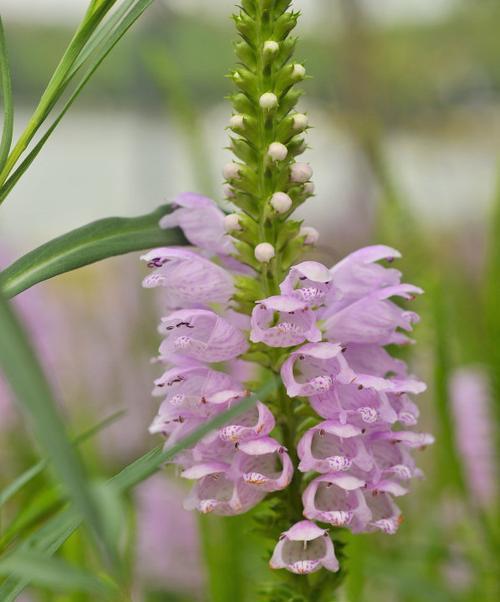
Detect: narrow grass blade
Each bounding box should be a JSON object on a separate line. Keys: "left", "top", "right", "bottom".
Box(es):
{"left": 0, "top": 551, "right": 114, "bottom": 596}
{"left": 0, "top": 17, "right": 14, "bottom": 172}
{"left": 0, "top": 205, "right": 186, "bottom": 297}
{"left": 0, "top": 379, "right": 277, "bottom": 598}
{"left": 0, "top": 293, "right": 114, "bottom": 565}
{"left": 0, "top": 0, "right": 155, "bottom": 204}
{"left": 0, "top": 410, "right": 125, "bottom": 507}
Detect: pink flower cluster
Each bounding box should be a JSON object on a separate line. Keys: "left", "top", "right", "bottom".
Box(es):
{"left": 142, "top": 193, "right": 432, "bottom": 576}
{"left": 143, "top": 194, "right": 294, "bottom": 517}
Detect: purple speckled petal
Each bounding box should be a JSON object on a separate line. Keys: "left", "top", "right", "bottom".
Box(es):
{"left": 219, "top": 400, "right": 275, "bottom": 442}
{"left": 233, "top": 436, "right": 293, "bottom": 492}
{"left": 159, "top": 309, "right": 248, "bottom": 363}
{"left": 280, "top": 261, "right": 333, "bottom": 307}
{"left": 250, "top": 295, "right": 321, "bottom": 347}
{"left": 141, "top": 248, "right": 234, "bottom": 308}
{"left": 160, "top": 193, "right": 234, "bottom": 255}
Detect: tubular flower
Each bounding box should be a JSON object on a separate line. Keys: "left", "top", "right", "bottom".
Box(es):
{"left": 142, "top": 0, "right": 431, "bottom": 592}
{"left": 270, "top": 521, "right": 339, "bottom": 574}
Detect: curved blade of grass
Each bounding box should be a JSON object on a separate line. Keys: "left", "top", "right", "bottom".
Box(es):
{"left": 0, "top": 293, "right": 115, "bottom": 567}
{"left": 0, "top": 551, "right": 114, "bottom": 596}
{"left": 0, "top": 410, "right": 125, "bottom": 507}
{"left": 0, "top": 0, "right": 155, "bottom": 205}
{"left": 0, "top": 205, "right": 186, "bottom": 298}
{"left": 0, "top": 1, "right": 118, "bottom": 189}
{"left": 0, "top": 378, "right": 277, "bottom": 599}
{"left": 0, "top": 16, "right": 14, "bottom": 172}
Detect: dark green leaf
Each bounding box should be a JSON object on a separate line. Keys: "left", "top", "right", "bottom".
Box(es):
{"left": 0, "top": 205, "right": 186, "bottom": 297}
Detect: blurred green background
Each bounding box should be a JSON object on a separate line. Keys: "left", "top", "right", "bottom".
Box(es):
{"left": 0, "top": 1, "right": 499, "bottom": 601}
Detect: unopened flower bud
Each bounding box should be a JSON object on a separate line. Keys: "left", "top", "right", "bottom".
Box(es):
{"left": 223, "top": 183, "right": 235, "bottom": 199}
{"left": 255, "top": 242, "right": 275, "bottom": 262}
{"left": 292, "top": 63, "right": 306, "bottom": 79}
{"left": 224, "top": 213, "right": 241, "bottom": 232}
{"left": 229, "top": 114, "right": 244, "bottom": 129}
{"left": 290, "top": 163, "right": 313, "bottom": 183}
{"left": 263, "top": 40, "right": 279, "bottom": 54}
{"left": 300, "top": 226, "right": 319, "bottom": 245}
{"left": 292, "top": 113, "right": 309, "bottom": 131}
{"left": 270, "top": 192, "right": 292, "bottom": 214}
{"left": 304, "top": 181, "right": 315, "bottom": 195}
{"left": 223, "top": 162, "right": 241, "bottom": 179}
{"left": 268, "top": 142, "right": 288, "bottom": 161}
{"left": 259, "top": 92, "right": 278, "bottom": 110}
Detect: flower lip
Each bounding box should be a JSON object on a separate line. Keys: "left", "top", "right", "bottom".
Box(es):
{"left": 289, "top": 261, "right": 333, "bottom": 284}
{"left": 256, "top": 294, "right": 308, "bottom": 313}
{"left": 284, "top": 520, "right": 327, "bottom": 541}
{"left": 181, "top": 462, "right": 229, "bottom": 480}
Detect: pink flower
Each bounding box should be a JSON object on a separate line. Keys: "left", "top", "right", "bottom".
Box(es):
{"left": 450, "top": 368, "right": 496, "bottom": 507}
{"left": 297, "top": 421, "right": 373, "bottom": 473}
{"left": 219, "top": 400, "right": 275, "bottom": 442}
{"left": 159, "top": 309, "right": 248, "bottom": 363}
{"left": 361, "top": 491, "right": 402, "bottom": 535}
{"left": 235, "top": 437, "right": 293, "bottom": 492}
{"left": 280, "top": 342, "right": 355, "bottom": 397}
{"left": 160, "top": 192, "right": 234, "bottom": 255}
{"left": 280, "top": 261, "right": 333, "bottom": 307}
{"left": 302, "top": 474, "right": 370, "bottom": 528}
{"left": 250, "top": 295, "right": 321, "bottom": 347}
{"left": 270, "top": 520, "right": 339, "bottom": 574}
{"left": 182, "top": 462, "right": 266, "bottom": 515}
{"left": 141, "top": 248, "right": 234, "bottom": 308}
{"left": 324, "top": 284, "right": 422, "bottom": 346}
{"left": 328, "top": 245, "right": 402, "bottom": 313}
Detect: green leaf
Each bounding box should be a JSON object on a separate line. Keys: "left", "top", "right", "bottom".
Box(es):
{"left": 0, "top": 410, "right": 125, "bottom": 507}
{"left": 0, "top": 551, "right": 114, "bottom": 596}
{"left": 0, "top": 292, "right": 115, "bottom": 565}
{"left": 0, "top": 1, "right": 118, "bottom": 190}
{"left": 0, "top": 0, "right": 156, "bottom": 204}
{"left": 0, "top": 16, "right": 14, "bottom": 172}
{"left": 0, "top": 379, "right": 277, "bottom": 598}
{"left": 0, "top": 205, "right": 186, "bottom": 297}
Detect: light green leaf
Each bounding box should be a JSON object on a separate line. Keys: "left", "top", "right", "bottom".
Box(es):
{"left": 0, "top": 16, "right": 14, "bottom": 172}
{"left": 0, "top": 551, "right": 115, "bottom": 596}
{"left": 0, "top": 379, "right": 277, "bottom": 599}
{"left": 0, "top": 205, "right": 186, "bottom": 297}
{"left": 0, "top": 292, "right": 115, "bottom": 565}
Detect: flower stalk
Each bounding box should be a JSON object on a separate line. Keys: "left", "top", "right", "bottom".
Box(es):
{"left": 141, "top": 2, "right": 431, "bottom": 600}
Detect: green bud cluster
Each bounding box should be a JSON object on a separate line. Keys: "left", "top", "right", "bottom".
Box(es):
{"left": 225, "top": 0, "right": 315, "bottom": 313}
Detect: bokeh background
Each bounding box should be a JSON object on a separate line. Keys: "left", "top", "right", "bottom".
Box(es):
{"left": 0, "top": 1, "right": 499, "bottom": 600}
